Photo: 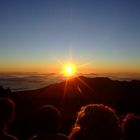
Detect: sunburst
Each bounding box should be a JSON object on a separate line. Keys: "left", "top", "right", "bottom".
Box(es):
{"left": 62, "top": 63, "right": 76, "bottom": 77}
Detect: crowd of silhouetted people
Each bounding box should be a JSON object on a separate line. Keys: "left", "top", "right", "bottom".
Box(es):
{"left": 0, "top": 97, "right": 140, "bottom": 140}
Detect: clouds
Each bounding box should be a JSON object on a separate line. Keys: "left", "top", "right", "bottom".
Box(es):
{"left": 0, "top": 73, "right": 63, "bottom": 91}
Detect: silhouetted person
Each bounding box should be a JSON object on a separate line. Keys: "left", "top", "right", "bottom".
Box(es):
{"left": 122, "top": 113, "right": 140, "bottom": 140}
{"left": 29, "top": 105, "right": 68, "bottom": 140}
{"left": 69, "top": 104, "right": 122, "bottom": 140}
{"left": 0, "top": 98, "right": 18, "bottom": 140}
{"left": 0, "top": 86, "right": 11, "bottom": 98}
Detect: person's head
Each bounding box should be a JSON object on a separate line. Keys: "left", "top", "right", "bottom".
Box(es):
{"left": 122, "top": 113, "right": 140, "bottom": 140}
{"left": 70, "top": 104, "right": 121, "bottom": 140}
{"left": 0, "top": 98, "right": 15, "bottom": 130}
{"left": 35, "top": 105, "right": 61, "bottom": 133}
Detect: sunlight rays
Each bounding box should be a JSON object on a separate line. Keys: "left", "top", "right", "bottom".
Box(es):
{"left": 75, "top": 76, "right": 94, "bottom": 93}
{"left": 77, "top": 61, "right": 93, "bottom": 68}
{"left": 48, "top": 51, "right": 95, "bottom": 105}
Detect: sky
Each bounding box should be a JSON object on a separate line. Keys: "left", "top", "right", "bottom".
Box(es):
{"left": 0, "top": 0, "right": 140, "bottom": 74}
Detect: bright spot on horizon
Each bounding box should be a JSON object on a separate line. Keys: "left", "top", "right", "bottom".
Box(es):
{"left": 63, "top": 63, "right": 76, "bottom": 77}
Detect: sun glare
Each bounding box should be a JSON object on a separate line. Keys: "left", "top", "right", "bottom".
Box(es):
{"left": 63, "top": 63, "right": 76, "bottom": 77}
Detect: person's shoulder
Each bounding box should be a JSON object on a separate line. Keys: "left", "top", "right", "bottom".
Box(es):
{"left": 57, "top": 133, "right": 68, "bottom": 140}
{"left": 69, "top": 127, "right": 81, "bottom": 140}
{"left": 28, "top": 135, "right": 37, "bottom": 140}
{"left": 4, "top": 134, "right": 18, "bottom": 140}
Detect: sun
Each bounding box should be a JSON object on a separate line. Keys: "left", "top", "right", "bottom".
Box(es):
{"left": 63, "top": 63, "right": 76, "bottom": 77}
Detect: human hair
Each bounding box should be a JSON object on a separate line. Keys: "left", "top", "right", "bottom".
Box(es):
{"left": 69, "top": 104, "right": 121, "bottom": 140}
{"left": 122, "top": 113, "right": 140, "bottom": 140}
{"left": 0, "top": 98, "right": 15, "bottom": 130}
{"left": 34, "top": 105, "right": 61, "bottom": 133}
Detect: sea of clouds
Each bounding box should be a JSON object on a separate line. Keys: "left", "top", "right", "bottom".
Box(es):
{"left": 0, "top": 72, "right": 140, "bottom": 92}
{"left": 0, "top": 73, "right": 64, "bottom": 91}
